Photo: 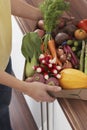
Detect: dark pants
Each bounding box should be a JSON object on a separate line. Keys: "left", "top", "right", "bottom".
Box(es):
{"left": 0, "top": 59, "right": 13, "bottom": 130}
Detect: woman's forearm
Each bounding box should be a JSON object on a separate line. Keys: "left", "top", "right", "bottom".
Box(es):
{"left": 11, "top": 0, "right": 42, "bottom": 20}
{"left": 0, "top": 71, "right": 27, "bottom": 93}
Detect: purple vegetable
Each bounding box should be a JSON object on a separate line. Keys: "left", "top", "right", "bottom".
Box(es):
{"left": 66, "top": 45, "right": 79, "bottom": 67}
{"left": 31, "top": 73, "right": 45, "bottom": 83}
{"left": 46, "top": 77, "right": 59, "bottom": 86}
{"left": 63, "top": 44, "right": 79, "bottom": 68}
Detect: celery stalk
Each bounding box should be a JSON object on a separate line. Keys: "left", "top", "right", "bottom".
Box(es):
{"left": 84, "top": 41, "right": 87, "bottom": 74}
{"left": 79, "top": 40, "right": 85, "bottom": 72}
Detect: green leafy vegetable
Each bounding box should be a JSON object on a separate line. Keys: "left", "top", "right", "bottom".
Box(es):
{"left": 21, "top": 32, "right": 42, "bottom": 77}
{"left": 40, "top": 0, "right": 70, "bottom": 33}
{"left": 40, "top": 0, "right": 70, "bottom": 52}
{"left": 21, "top": 32, "right": 42, "bottom": 61}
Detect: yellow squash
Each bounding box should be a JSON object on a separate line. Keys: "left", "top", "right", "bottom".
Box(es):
{"left": 59, "top": 68, "right": 87, "bottom": 89}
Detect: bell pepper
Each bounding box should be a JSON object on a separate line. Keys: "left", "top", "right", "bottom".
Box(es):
{"left": 77, "top": 19, "right": 87, "bottom": 32}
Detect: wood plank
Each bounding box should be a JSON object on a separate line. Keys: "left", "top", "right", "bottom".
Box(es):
{"left": 58, "top": 98, "right": 87, "bottom": 130}
{"left": 9, "top": 89, "right": 38, "bottom": 130}
{"left": 67, "top": 0, "right": 87, "bottom": 19}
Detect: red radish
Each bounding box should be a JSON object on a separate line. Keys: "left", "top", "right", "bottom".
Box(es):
{"left": 39, "top": 54, "right": 51, "bottom": 64}
{"left": 40, "top": 58, "right": 46, "bottom": 64}
{"left": 50, "top": 64, "right": 62, "bottom": 71}
{"left": 50, "top": 68, "right": 58, "bottom": 74}
{"left": 44, "top": 73, "right": 49, "bottom": 80}
{"left": 45, "top": 55, "right": 52, "bottom": 62}
{"left": 33, "top": 66, "right": 45, "bottom": 73}
{"left": 56, "top": 65, "right": 62, "bottom": 71}
{"left": 39, "top": 54, "right": 45, "bottom": 59}
{"left": 42, "top": 62, "right": 53, "bottom": 68}
{"left": 54, "top": 74, "right": 61, "bottom": 79}
{"left": 48, "top": 63, "right": 52, "bottom": 68}
{"left": 49, "top": 57, "right": 56, "bottom": 64}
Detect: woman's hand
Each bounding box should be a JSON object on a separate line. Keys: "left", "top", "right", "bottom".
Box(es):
{"left": 11, "top": 0, "right": 43, "bottom": 20}
{"left": 24, "top": 81, "right": 61, "bottom": 102}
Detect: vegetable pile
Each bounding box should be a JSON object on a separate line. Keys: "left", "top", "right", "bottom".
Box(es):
{"left": 21, "top": 0, "right": 87, "bottom": 89}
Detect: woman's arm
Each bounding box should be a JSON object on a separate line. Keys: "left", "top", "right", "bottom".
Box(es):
{"left": 0, "top": 71, "right": 61, "bottom": 102}
{"left": 11, "top": 0, "right": 42, "bottom": 20}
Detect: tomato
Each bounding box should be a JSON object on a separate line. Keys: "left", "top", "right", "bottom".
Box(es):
{"left": 77, "top": 19, "right": 87, "bottom": 32}
{"left": 74, "top": 29, "right": 87, "bottom": 40}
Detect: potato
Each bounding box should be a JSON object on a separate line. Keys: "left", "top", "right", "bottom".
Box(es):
{"left": 59, "top": 54, "right": 67, "bottom": 63}
{"left": 57, "top": 48, "right": 64, "bottom": 57}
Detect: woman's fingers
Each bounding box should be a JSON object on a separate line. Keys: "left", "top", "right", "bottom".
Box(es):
{"left": 45, "top": 85, "right": 62, "bottom": 92}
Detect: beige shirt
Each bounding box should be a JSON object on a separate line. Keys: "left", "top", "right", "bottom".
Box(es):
{"left": 0, "top": 0, "right": 12, "bottom": 70}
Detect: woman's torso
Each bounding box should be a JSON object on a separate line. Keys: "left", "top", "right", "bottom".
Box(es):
{"left": 0, "top": 0, "right": 12, "bottom": 70}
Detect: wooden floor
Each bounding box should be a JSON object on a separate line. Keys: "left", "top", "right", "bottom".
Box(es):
{"left": 9, "top": 89, "right": 38, "bottom": 130}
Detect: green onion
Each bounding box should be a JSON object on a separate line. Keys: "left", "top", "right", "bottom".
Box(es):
{"left": 79, "top": 40, "right": 85, "bottom": 72}
{"left": 84, "top": 41, "right": 87, "bottom": 74}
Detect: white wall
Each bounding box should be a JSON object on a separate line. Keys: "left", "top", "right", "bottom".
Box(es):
{"left": 11, "top": 16, "right": 72, "bottom": 130}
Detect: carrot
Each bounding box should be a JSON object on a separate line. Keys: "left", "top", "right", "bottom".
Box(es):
{"left": 41, "top": 43, "right": 44, "bottom": 52}
{"left": 48, "top": 39, "right": 62, "bottom": 66}
{"left": 41, "top": 42, "right": 50, "bottom": 55}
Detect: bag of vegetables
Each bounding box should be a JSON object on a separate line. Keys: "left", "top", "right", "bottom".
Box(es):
{"left": 21, "top": 0, "right": 87, "bottom": 100}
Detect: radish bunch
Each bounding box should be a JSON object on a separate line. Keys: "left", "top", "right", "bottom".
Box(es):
{"left": 33, "top": 54, "right": 62, "bottom": 80}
